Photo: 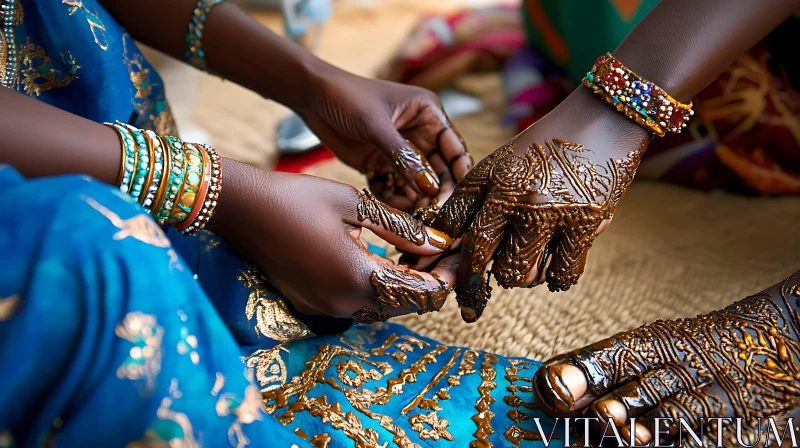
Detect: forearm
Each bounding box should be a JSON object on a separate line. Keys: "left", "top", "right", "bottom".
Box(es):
{"left": 614, "top": 0, "right": 800, "bottom": 102}
{"left": 99, "top": 0, "right": 333, "bottom": 112}
{"left": 0, "top": 88, "right": 121, "bottom": 184}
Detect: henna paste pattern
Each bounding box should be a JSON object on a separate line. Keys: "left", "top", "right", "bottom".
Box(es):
{"left": 435, "top": 138, "right": 644, "bottom": 322}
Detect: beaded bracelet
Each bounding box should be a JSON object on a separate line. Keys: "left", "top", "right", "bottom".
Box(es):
{"left": 142, "top": 130, "right": 165, "bottom": 211}
{"left": 185, "top": 0, "right": 226, "bottom": 71}
{"left": 104, "top": 123, "right": 222, "bottom": 233}
{"left": 157, "top": 135, "right": 188, "bottom": 224}
{"left": 166, "top": 142, "right": 204, "bottom": 225}
{"left": 110, "top": 123, "right": 136, "bottom": 191}
{"left": 122, "top": 124, "right": 150, "bottom": 200}
{"left": 583, "top": 53, "right": 694, "bottom": 137}
{"left": 179, "top": 143, "right": 222, "bottom": 236}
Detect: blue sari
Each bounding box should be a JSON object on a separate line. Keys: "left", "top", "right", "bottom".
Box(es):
{"left": 0, "top": 2, "right": 567, "bottom": 447}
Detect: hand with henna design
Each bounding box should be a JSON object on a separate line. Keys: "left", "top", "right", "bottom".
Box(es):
{"left": 417, "top": 87, "right": 649, "bottom": 322}
{"left": 298, "top": 66, "right": 472, "bottom": 214}
{"left": 206, "top": 159, "right": 459, "bottom": 323}
{"left": 534, "top": 274, "right": 800, "bottom": 447}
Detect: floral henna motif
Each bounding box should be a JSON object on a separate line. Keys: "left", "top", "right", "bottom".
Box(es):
{"left": 536, "top": 275, "right": 800, "bottom": 446}
{"left": 434, "top": 138, "right": 644, "bottom": 322}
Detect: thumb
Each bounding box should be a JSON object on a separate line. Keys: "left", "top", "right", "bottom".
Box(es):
{"left": 370, "top": 123, "right": 440, "bottom": 197}
{"left": 349, "top": 189, "right": 453, "bottom": 255}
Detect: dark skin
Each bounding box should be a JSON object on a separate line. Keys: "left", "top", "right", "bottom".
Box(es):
{"left": 405, "top": 0, "right": 800, "bottom": 444}
{"left": 99, "top": 0, "right": 472, "bottom": 211}
{"left": 424, "top": 0, "right": 800, "bottom": 319}
{"left": 0, "top": 86, "right": 459, "bottom": 321}
{"left": 3, "top": 0, "right": 477, "bottom": 318}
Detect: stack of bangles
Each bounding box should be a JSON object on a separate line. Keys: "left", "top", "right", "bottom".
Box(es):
{"left": 106, "top": 121, "right": 222, "bottom": 235}
{"left": 583, "top": 53, "right": 694, "bottom": 137}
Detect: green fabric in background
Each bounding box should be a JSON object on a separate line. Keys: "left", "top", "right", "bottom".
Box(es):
{"left": 522, "top": 0, "right": 658, "bottom": 86}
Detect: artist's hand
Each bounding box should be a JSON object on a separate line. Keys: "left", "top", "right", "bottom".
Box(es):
{"left": 423, "top": 88, "right": 649, "bottom": 322}
{"left": 208, "top": 159, "right": 458, "bottom": 323}
{"left": 298, "top": 67, "right": 472, "bottom": 213}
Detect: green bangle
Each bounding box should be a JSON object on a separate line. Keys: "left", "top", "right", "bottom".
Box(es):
{"left": 166, "top": 142, "right": 203, "bottom": 225}
{"left": 156, "top": 135, "right": 187, "bottom": 224}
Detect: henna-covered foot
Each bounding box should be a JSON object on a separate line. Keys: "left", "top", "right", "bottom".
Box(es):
{"left": 533, "top": 274, "right": 800, "bottom": 446}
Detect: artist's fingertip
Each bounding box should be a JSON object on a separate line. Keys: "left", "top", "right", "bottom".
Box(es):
{"left": 425, "top": 228, "right": 453, "bottom": 251}
{"left": 415, "top": 169, "right": 440, "bottom": 197}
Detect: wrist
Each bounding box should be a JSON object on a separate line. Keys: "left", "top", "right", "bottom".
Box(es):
{"left": 203, "top": 157, "right": 240, "bottom": 238}
{"left": 530, "top": 86, "right": 650, "bottom": 158}
{"left": 257, "top": 51, "right": 337, "bottom": 114}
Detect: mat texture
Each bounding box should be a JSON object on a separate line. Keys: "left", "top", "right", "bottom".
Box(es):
{"left": 176, "top": 1, "right": 800, "bottom": 361}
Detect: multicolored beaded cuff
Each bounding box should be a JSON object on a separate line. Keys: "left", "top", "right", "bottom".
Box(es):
{"left": 583, "top": 53, "right": 693, "bottom": 137}
{"left": 185, "top": 0, "right": 226, "bottom": 71}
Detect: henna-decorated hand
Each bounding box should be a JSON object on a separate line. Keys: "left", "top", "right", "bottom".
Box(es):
{"left": 420, "top": 87, "right": 650, "bottom": 322}
{"left": 534, "top": 274, "right": 800, "bottom": 447}
{"left": 297, "top": 67, "right": 472, "bottom": 213}
{"left": 208, "top": 159, "right": 459, "bottom": 323}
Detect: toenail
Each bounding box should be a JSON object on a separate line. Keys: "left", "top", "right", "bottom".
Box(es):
{"left": 622, "top": 422, "right": 651, "bottom": 445}
{"left": 539, "top": 363, "right": 588, "bottom": 413}
{"left": 593, "top": 399, "right": 627, "bottom": 426}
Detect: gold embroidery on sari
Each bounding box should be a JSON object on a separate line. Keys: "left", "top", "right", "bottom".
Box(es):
{"left": 122, "top": 34, "right": 178, "bottom": 137}
{"left": 151, "top": 104, "right": 178, "bottom": 137}
{"left": 471, "top": 354, "right": 498, "bottom": 448}
{"left": 0, "top": 294, "right": 20, "bottom": 321}
{"left": 19, "top": 38, "right": 78, "bottom": 96}
{"left": 239, "top": 264, "right": 309, "bottom": 342}
{"left": 503, "top": 359, "right": 551, "bottom": 446}
{"left": 63, "top": 0, "right": 108, "bottom": 50}
{"left": 83, "top": 196, "right": 172, "bottom": 248}
{"left": 243, "top": 345, "right": 289, "bottom": 392}
{"left": 263, "top": 334, "right": 480, "bottom": 448}
{"left": 114, "top": 312, "right": 164, "bottom": 393}
{"left": 126, "top": 379, "right": 199, "bottom": 448}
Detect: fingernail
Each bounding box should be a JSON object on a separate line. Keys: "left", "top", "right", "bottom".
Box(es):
{"left": 460, "top": 306, "right": 477, "bottom": 322}
{"left": 426, "top": 228, "right": 453, "bottom": 250}
{"left": 416, "top": 169, "right": 440, "bottom": 196}
{"left": 591, "top": 399, "right": 627, "bottom": 427}
{"left": 537, "top": 364, "right": 588, "bottom": 414}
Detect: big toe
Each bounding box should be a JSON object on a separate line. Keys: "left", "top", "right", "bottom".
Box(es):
{"left": 534, "top": 362, "right": 590, "bottom": 415}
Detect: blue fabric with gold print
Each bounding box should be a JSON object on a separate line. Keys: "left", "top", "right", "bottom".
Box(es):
{"left": 1, "top": 0, "right": 176, "bottom": 135}
{"left": 0, "top": 166, "right": 567, "bottom": 448}
{"left": 0, "top": 0, "right": 570, "bottom": 446}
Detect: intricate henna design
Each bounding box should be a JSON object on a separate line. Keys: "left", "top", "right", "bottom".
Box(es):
{"left": 390, "top": 142, "right": 439, "bottom": 196}
{"left": 356, "top": 189, "right": 449, "bottom": 250}
{"left": 535, "top": 275, "right": 800, "bottom": 447}
{"left": 352, "top": 267, "right": 452, "bottom": 325}
{"left": 371, "top": 268, "right": 450, "bottom": 314}
{"left": 433, "top": 138, "right": 644, "bottom": 322}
